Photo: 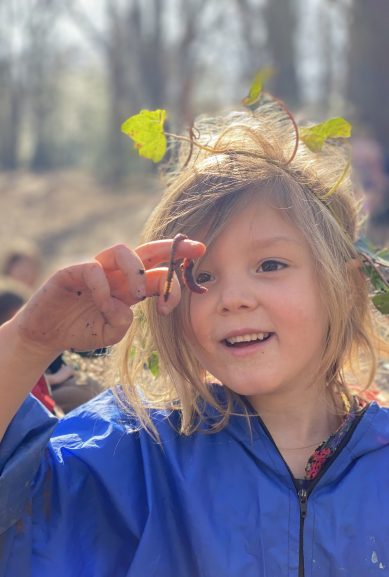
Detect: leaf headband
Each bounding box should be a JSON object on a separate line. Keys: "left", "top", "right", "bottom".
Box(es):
{"left": 120, "top": 69, "right": 389, "bottom": 315}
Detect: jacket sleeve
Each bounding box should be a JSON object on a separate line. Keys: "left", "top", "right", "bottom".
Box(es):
{"left": 0, "top": 394, "right": 58, "bottom": 534}
{"left": 0, "top": 390, "right": 151, "bottom": 577}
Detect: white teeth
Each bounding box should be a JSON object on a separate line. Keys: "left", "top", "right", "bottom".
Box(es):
{"left": 226, "top": 332, "right": 269, "bottom": 344}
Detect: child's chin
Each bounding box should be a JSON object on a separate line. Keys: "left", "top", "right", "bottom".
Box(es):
{"left": 224, "top": 381, "right": 276, "bottom": 398}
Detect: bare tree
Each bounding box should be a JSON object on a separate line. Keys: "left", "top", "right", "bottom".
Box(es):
{"left": 26, "top": 0, "right": 64, "bottom": 170}
{"left": 0, "top": 0, "right": 26, "bottom": 169}
{"left": 230, "top": 0, "right": 300, "bottom": 106}
{"left": 347, "top": 0, "right": 389, "bottom": 152}
{"left": 0, "top": 0, "right": 66, "bottom": 171}
{"left": 66, "top": 0, "right": 213, "bottom": 184}
{"left": 263, "top": 0, "right": 300, "bottom": 105}
{"left": 234, "top": 0, "right": 267, "bottom": 77}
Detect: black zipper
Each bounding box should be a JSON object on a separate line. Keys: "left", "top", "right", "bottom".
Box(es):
{"left": 255, "top": 405, "right": 368, "bottom": 577}
{"left": 298, "top": 487, "right": 308, "bottom": 577}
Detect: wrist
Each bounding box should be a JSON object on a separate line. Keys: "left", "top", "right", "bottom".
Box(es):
{"left": 0, "top": 317, "right": 63, "bottom": 441}
{"left": 1, "top": 316, "right": 62, "bottom": 373}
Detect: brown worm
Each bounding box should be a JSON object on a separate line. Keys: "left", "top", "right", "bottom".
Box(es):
{"left": 181, "top": 258, "right": 207, "bottom": 294}
{"left": 163, "top": 233, "right": 188, "bottom": 302}
{"left": 163, "top": 233, "right": 207, "bottom": 302}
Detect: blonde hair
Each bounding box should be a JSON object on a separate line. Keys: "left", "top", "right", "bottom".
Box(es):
{"left": 112, "top": 101, "right": 389, "bottom": 437}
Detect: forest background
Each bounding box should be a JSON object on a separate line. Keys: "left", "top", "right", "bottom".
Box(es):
{"left": 0, "top": 0, "right": 388, "bottom": 275}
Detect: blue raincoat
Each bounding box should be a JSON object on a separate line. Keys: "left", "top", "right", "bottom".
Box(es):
{"left": 1, "top": 388, "right": 389, "bottom": 577}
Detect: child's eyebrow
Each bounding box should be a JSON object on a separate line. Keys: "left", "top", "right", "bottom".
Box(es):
{"left": 249, "top": 235, "right": 303, "bottom": 249}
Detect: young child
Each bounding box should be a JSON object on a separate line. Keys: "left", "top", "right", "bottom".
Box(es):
{"left": 1, "top": 102, "right": 389, "bottom": 577}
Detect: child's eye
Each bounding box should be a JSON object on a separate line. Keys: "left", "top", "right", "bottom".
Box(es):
{"left": 196, "top": 271, "right": 213, "bottom": 284}
{"left": 257, "top": 260, "right": 287, "bottom": 273}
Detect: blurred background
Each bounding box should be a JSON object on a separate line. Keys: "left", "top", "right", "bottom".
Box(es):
{"left": 1, "top": 0, "right": 389, "bottom": 281}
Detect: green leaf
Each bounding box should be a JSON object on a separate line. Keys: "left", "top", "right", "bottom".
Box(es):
{"left": 242, "top": 68, "right": 274, "bottom": 108}
{"left": 372, "top": 293, "right": 389, "bottom": 315}
{"left": 363, "top": 264, "right": 388, "bottom": 292}
{"left": 377, "top": 248, "right": 389, "bottom": 264}
{"left": 147, "top": 351, "right": 159, "bottom": 378}
{"left": 121, "top": 109, "right": 167, "bottom": 163}
{"left": 355, "top": 238, "right": 389, "bottom": 269}
{"left": 300, "top": 118, "right": 352, "bottom": 152}
{"left": 354, "top": 237, "right": 376, "bottom": 255}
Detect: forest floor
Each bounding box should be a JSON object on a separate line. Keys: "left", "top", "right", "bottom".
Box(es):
{"left": 0, "top": 169, "right": 162, "bottom": 276}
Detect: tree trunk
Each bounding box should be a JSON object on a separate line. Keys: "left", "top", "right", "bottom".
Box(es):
{"left": 263, "top": 0, "right": 300, "bottom": 106}
{"left": 105, "top": 47, "right": 130, "bottom": 185}
{"left": 0, "top": 65, "right": 22, "bottom": 169}
{"left": 347, "top": 0, "right": 389, "bottom": 152}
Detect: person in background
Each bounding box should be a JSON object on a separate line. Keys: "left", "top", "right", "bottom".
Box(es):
{"left": 1, "top": 240, "right": 43, "bottom": 289}
{"left": 352, "top": 136, "right": 389, "bottom": 246}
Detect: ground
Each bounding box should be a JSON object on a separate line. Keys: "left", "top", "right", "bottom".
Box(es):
{"left": 0, "top": 170, "right": 162, "bottom": 276}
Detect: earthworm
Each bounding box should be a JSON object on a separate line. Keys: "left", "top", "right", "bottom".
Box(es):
{"left": 181, "top": 258, "right": 207, "bottom": 295}
{"left": 163, "top": 233, "right": 188, "bottom": 302}
{"left": 163, "top": 233, "right": 206, "bottom": 302}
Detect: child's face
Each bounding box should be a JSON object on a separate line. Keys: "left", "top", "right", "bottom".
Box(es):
{"left": 188, "top": 197, "right": 329, "bottom": 401}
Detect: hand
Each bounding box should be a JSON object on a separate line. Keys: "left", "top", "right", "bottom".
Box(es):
{"left": 13, "top": 239, "right": 205, "bottom": 359}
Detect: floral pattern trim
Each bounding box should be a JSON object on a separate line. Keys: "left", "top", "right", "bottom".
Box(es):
{"left": 304, "top": 395, "right": 366, "bottom": 481}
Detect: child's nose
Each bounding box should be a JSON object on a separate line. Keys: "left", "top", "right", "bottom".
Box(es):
{"left": 217, "top": 280, "right": 258, "bottom": 314}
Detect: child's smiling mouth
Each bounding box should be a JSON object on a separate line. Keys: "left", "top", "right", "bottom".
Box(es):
{"left": 222, "top": 331, "right": 273, "bottom": 348}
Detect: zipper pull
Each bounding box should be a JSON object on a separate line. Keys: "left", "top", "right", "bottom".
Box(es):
{"left": 298, "top": 488, "right": 308, "bottom": 518}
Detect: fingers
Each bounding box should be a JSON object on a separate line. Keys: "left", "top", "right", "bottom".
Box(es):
{"left": 100, "top": 300, "right": 134, "bottom": 345}
{"left": 66, "top": 261, "right": 136, "bottom": 337}
{"left": 145, "top": 268, "right": 182, "bottom": 315}
{"left": 80, "top": 262, "right": 112, "bottom": 312}
{"left": 135, "top": 238, "right": 206, "bottom": 270}
{"left": 94, "top": 244, "right": 146, "bottom": 303}
{"left": 94, "top": 239, "right": 205, "bottom": 277}
{"left": 71, "top": 263, "right": 135, "bottom": 343}
{"left": 99, "top": 265, "right": 181, "bottom": 313}
{"left": 91, "top": 239, "right": 206, "bottom": 315}
{"left": 61, "top": 261, "right": 136, "bottom": 317}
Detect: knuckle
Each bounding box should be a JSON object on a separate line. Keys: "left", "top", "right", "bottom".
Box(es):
{"left": 88, "top": 262, "right": 102, "bottom": 274}
{"left": 113, "top": 243, "right": 130, "bottom": 254}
